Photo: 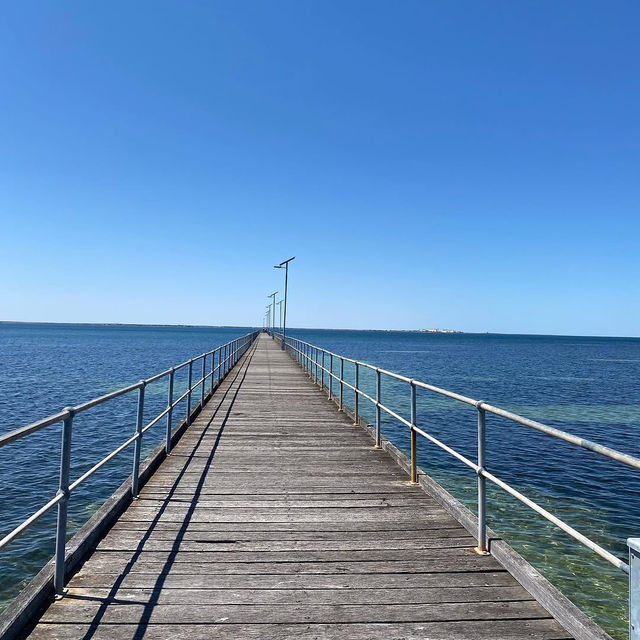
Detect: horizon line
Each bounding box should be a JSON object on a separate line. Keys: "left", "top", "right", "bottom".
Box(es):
{"left": 0, "top": 320, "right": 638, "bottom": 340}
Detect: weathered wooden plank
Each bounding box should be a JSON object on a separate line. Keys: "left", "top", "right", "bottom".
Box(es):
{"left": 67, "top": 570, "right": 514, "bottom": 590}
{"left": 129, "top": 497, "right": 434, "bottom": 508}
{"left": 82, "top": 546, "right": 484, "bottom": 565}
{"left": 108, "top": 518, "right": 459, "bottom": 532}
{"left": 25, "top": 620, "right": 573, "bottom": 640}
{"left": 95, "top": 536, "right": 474, "bottom": 552}
{"left": 40, "top": 600, "right": 549, "bottom": 624}
{"left": 76, "top": 557, "right": 504, "bottom": 575}
{"left": 61, "top": 584, "right": 532, "bottom": 605}
{"left": 117, "top": 506, "right": 452, "bottom": 523}
{"left": 103, "top": 529, "right": 464, "bottom": 543}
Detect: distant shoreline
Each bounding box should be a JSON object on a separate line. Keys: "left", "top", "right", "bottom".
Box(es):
{"left": 0, "top": 320, "right": 638, "bottom": 339}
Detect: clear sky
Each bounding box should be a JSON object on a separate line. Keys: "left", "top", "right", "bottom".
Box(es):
{"left": 1, "top": 1, "right": 638, "bottom": 336}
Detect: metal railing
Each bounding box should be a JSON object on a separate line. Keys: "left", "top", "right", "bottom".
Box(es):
{"left": 0, "top": 330, "right": 258, "bottom": 595}
{"left": 275, "top": 331, "right": 640, "bottom": 637}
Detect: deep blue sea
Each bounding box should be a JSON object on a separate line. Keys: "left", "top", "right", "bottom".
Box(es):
{"left": 1, "top": 323, "right": 639, "bottom": 638}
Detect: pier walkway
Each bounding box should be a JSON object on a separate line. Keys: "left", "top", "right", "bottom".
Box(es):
{"left": 25, "top": 334, "right": 573, "bottom": 639}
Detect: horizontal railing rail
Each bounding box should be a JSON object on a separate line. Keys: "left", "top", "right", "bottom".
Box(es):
{"left": 0, "top": 330, "right": 259, "bottom": 596}
{"left": 273, "top": 331, "right": 638, "bottom": 613}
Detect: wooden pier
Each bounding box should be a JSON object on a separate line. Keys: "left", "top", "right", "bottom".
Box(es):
{"left": 22, "top": 334, "right": 584, "bottom": 639}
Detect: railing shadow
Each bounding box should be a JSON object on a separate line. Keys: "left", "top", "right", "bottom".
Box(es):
{"left": 75, "top": 340, "right": 259, "bottom": 639}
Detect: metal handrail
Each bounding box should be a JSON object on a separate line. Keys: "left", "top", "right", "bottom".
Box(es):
{"left": 0, "top": 330, "right": 259, "bottom": 596}
{"left": 276, "top": 331, "right": 635, "bottom": 576}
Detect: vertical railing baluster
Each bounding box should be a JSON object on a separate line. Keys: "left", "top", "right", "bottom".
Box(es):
{"left": 186, "top": 360, "right": 193, "bottom": 425}
{"left": 321, "top": 351, "right": 325, "bottom": 392}
{"left": 54, "top": 408, "right": 74, "bottom": 595}
{"left": 629, "top": 539, "right": 640, "bottom": 640}
{"left": 410, "top": 382, "right": 417, "bottom": 483}
{"left": 339, "top": 357, "right": 344, "bottom": 411}
{"left": 375, "top": 369, "right": 381, "bottom": 449}
{"left": 132, "top": 381, "right": 145, "bottom": 498}
{"left": 166, "top": 368, "right": 174, "bottom": 454}
{"left": 210, "top": 350, "right": 214, "bottom": 393}
{"left": 201, "top": 355, "right": 206, "bottom": 407}
{"left": 329, "top": 353, "right": 333, "bottom": 401}
{"left": 476, "top": 402, "right": 488, "bottom": 554}
{"left": 354, "top": 362, "right": 359, "bottom": 425}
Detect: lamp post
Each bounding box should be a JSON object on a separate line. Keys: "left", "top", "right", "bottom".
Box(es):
{"left": 274, "top": 256, "right": 295, "bottom": 351}
{"left": 277, "top": 300, "right": 284, "bottom": 333}
{"left": 266, "top": 304, "right": 272, "bottom": 333}
{"left": 268, "top": 292, "right": 278, "bottom": 339}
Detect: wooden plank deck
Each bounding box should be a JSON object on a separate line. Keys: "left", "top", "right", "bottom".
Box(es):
{"left": 24, "top": 334, "right": 573, "bottom": 639}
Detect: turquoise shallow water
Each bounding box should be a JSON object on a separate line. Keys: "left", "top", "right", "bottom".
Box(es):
{"left": 1, "top": 324, "right": 639, "bottom": 638}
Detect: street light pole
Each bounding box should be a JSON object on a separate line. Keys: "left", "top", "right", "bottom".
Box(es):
{"left": 268, "top": 293, "right": 278, "bottom": 339}
{"left": 277, "top": 300, "right": 284, "bottom": 333}
{"left": 274, "top": 256, "right": 295, "bottom": 351}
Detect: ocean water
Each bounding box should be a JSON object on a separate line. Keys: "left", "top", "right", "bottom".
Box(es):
{"left": 1, "top": 324, "right": 639, "bottom": 638}
{"left": 0, "top": 323, "right": 251, "bottom": 613}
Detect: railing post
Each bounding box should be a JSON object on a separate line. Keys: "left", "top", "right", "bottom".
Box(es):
{"left": 353, "top": 362, "right": 359, "bottom": 425}
{"left": 410, "top": 381, "right": 417, "bottom": 483}
{"left": 186, "top": 360, "right": 193, "bottom": 425}
{"left": 201, "top": 355, "right": 206, "bottom": 406}
{"left": 339, "top": 357, "right": 344, "bottom": 411}
{"left": 210, "top": 350, "right": 215, "bottom": 393}
{"left": 166, "top": 368, "right": 174, "bottom": 454}
{"left": 329, "top": 353, "right": 333, "bottom": 401}
{"left": 54, "top": 408, "right": 74, "bottom": 595}
{"left": 132, "top": 381, "right": 145, "bottom": 498}
{"left": 476, "top": 402, "right": 488, "bottom": 554}
{"left": 629, "top": 538, "right": 640, "bottom": 640}
{"left": 375, "top": 369, "right": 381, "bottom": 448}
{"left": 321, "top": 351, "right": 325, "bottom": 392}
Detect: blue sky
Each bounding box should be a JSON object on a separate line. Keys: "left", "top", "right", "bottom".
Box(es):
{"left": 1, "top": 1, "right": 638, "bottom": 335}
